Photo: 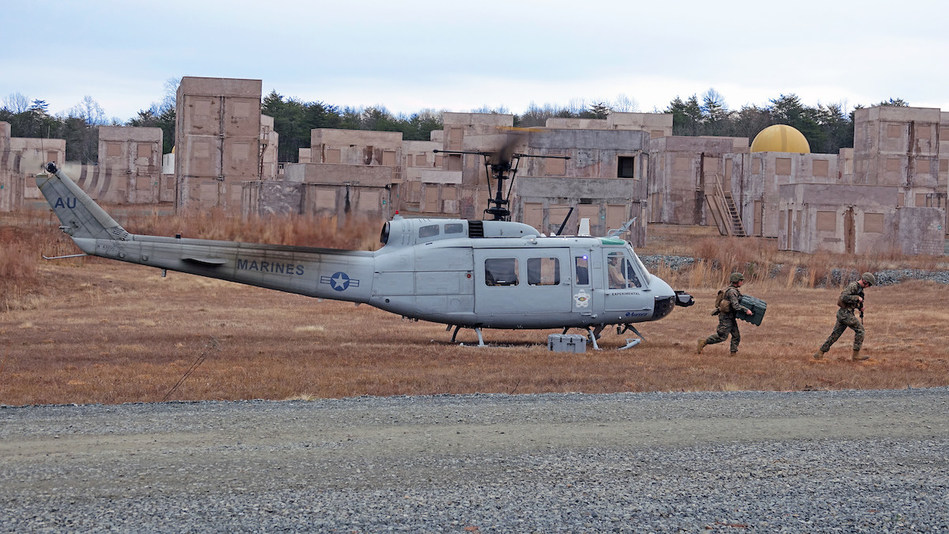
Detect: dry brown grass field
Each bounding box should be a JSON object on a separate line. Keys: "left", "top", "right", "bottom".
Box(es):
{"left": 2, "top": 210, "right": 948, "bottom": 405}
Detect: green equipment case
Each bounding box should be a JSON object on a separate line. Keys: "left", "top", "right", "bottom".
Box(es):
{"left": 737, "top": 295, "right": 767, "bottom": 326}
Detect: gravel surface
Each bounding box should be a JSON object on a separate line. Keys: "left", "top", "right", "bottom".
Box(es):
{"left": 2, "top": 389, "right": 948, "bottom": 532}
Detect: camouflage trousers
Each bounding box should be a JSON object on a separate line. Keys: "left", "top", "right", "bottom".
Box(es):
{"left": 820, "top": 308, "right": 865, "bottom": 352}
{"left": 705, "top": 314, "right": 741, "bottom": 353}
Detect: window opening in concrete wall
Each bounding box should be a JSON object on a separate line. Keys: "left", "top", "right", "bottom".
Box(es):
{"left": 618, "top": 156, "right": 635, "bottom": 178}
{"left": 545, "top": 156, "right": 566, "bottom": 176}
{"left": 886, "top": 124, "right": 902, "bottom": 138}
{"left": 813, "top": 159, "right": 829, "bottom": 177}
{"left": 816, "top": 210, "right": 837, "bottom": 232}
{"left": 775, "top": 158, "right": 791, "bottom": 176}
{"left": 523, "top": 202, "right": 543, "bottom": 230}
{"left": 448, "top": 128, "right": 463, "bottom": 150}
{"left": 864, "top": 213, "right": 884, "bottom": 233}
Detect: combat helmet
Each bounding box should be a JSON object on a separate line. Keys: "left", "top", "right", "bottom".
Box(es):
{"left": 729, "top": 272, "right": 744, "bottom": 283}
{"left": 861, "top": 272, "right": 876, "bottom": 286}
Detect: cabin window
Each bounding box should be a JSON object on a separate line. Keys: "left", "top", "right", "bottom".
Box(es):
{"left": 527, "top": 257, "right": 560, "bottom": 286}
{"left": 575, "top": 255, "right": 589, "bottom": 285}
{"left": 607, "top": 252, "right": 642, "bottom": 289}
{"left": 419, "top": 224, "right": 439, "bottom": 239}
{"left": 444, "top": 223, "right": 464, "bottom": 235}
{"left": 484, "top": 258, "right": 518, "bottom": 286}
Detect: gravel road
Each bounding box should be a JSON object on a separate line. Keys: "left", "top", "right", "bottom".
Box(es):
{"left": 2, "top": 389, "right": 948, "bottom": 532}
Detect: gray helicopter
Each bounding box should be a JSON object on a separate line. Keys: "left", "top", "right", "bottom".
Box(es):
{"left": 37, "top": 161, "right": 693, "bottom": 348}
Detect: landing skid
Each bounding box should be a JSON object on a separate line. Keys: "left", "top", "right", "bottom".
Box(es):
{"left": 559, "top": 323, "right": 645, "bottom": 350}
{"left": 616, "top": 324, "right": 645, "bottom": 350}
{"left": 449, "top": 325, "right": 485, "bottom": 347}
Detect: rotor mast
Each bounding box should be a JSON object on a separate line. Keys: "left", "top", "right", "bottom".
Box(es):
{"left": 434, "top": 148, "right": 570, "bottom": 221}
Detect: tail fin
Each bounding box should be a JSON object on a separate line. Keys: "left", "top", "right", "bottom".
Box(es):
{"left": 36, "top": 163, "right": 130, "bottom": 242}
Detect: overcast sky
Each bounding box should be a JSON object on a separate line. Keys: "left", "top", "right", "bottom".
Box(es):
{"left": 3, "top": 0, "right": 947, "bottom": 123}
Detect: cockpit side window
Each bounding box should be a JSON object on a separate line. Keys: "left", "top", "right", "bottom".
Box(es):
{"left": 484, "top": 258, "right": 519, "bottom": 286}
{"left": 607, "top": 251, "right": 626, "bottom": 288}
{"left": 607, "top": 251, "right": 643, "bottom": 289}
{"left": 624, "top": 258, "right": 642, "bottom": 288}
{"left": 444, "top": 223, "right": 464, "bottom": 235}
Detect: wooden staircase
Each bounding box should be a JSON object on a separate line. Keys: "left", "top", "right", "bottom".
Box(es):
{"left": 704, "top": 178, "right": 746, "bottom": 237}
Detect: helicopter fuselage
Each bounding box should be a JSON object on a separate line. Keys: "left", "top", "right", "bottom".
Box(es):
{"left": 37, "top": 164, "right": 688, "bottom": 339}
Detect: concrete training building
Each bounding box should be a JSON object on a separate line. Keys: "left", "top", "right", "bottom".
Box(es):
{"left": 1, "top": 75, "right": 946, "bottom": 255}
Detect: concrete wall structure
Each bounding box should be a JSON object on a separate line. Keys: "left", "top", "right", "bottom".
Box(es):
{"left": 646, "top": 136, "right": 746, "bottom": 226}
{"left": 778, "top": 183, "right": 943, "bottom": 255}
{"left": 545, "top": 112, "right": 673, "bottom": 139}
{"left": 0, "top": 122, "right": 65, "bottom": 211}
{"left": 96, "top": 126, "right": 165, "bottom": 204}
{"left": 260, "top": 115, "right": 279, "bottom": 181}
{"left": 175, "top": 76, "right": 263, "bottom": 212}
{"left": 516, "top": 128, "right": 650, "bottom": 243}
{"left": 0, "top": 122, "right": 16, "bottom": 212}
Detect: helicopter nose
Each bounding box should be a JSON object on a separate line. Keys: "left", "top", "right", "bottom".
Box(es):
{"left": 650, "top": 277, "right": 678, "bottom": 320}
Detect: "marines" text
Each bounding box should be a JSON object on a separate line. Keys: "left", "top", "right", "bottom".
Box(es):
{"left": 237, "top": 259, "right": 305, "bottom": 276}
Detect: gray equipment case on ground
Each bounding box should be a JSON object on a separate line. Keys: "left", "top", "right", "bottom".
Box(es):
{"left": 547, "top": 334, "right": 587, "bottom": 353}
{"left": 736, "top": 295, "right": 767, "bottom": 326}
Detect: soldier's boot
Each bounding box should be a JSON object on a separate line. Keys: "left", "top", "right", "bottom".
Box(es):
{"left": 728, "top": 351, "right": 738, "bottom": 357}
{"left": 696, "top": 339, "right": 706, "bottom": 355}
{"left": 812, "top": 349, "right": 826, "bottom": 360}
{"left": 852, "top": 349, "right": 869, "bottom": 361}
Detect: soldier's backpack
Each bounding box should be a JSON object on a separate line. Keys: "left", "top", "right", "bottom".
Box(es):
{"left": 714, "top": 288, "right": 732, "bottom": 314}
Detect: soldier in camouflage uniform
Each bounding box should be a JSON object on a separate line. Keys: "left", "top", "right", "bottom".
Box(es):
{"left": 697, "top": 272, "right": 753, "bottom": 356}
{"left": 813, "top": 272, "right": 876, "bottom": 361}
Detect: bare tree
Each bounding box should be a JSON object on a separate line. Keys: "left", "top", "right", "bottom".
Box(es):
{"left": 611, "top": 94, "right": 639, "bottom": 112}
{"left": 69, "top": 96, "right": 106, "bottom": 125}
{"left": 2, "top": 92, "right": 30, "bottom": 113}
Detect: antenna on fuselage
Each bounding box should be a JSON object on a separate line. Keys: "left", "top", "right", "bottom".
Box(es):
{"left": 554, "top": 207, "right": 575, "bottom": 236}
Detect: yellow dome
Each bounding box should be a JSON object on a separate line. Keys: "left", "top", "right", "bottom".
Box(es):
{"left": 750, "top": 125, "right": 810, "bottom": 153}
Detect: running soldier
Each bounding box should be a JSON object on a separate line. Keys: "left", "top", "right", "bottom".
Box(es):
{"left": 813, "top": 272, "right": 876, "bottom": 361}
{"left": 697, "top": 272, "right": 753, "bottom": 356}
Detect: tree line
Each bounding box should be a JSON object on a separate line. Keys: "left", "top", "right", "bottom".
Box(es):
{"left": 1, "top": 87, "right": 910, "bottom": 165}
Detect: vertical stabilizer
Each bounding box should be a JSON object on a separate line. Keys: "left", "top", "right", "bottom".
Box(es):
{"left": 36, "top": 162, "right": 130, "bottom": 241}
